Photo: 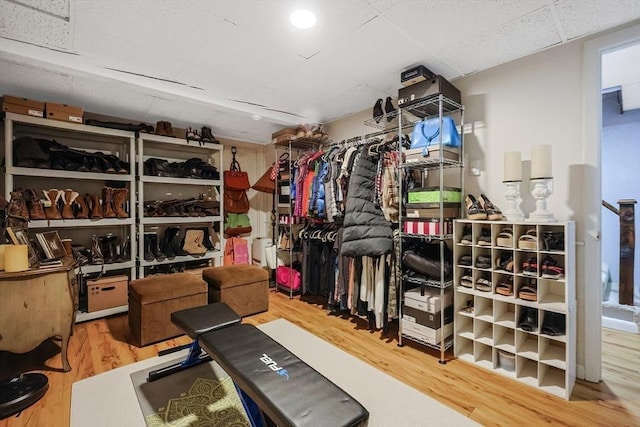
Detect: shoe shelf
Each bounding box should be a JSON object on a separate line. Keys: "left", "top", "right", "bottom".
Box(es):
{"left": 137, "top": 133, "right": 224, "bottom": 279}
{"left": 453, "top": 219, "right": 576, "bottom": 399}
{"left": 139, "top": 251, "right": 220, "bottom": 268}
{"left": 28, "top": 218, "right": 136, "bottom": 228}
{"left": 4, "top": 113, "right": 138, "bottom": 323}
{"left": 139, "top": 215, "right": 222, "bottom": 225}
{"left": 140, "top": 175, "right": 221, "bottom": 186}
{"left": 6, "top": 166, "right": 134, "bottom": 182}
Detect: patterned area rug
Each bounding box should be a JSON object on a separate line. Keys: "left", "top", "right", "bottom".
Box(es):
{"left": 129, "top": 358, "right": 250, "bottom": 427}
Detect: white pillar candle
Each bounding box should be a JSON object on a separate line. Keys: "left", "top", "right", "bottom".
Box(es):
{"left": 531, "top": 144, "right": 552, "bottom": 179}
{"left": 503, "top": 151, "right": 522, "bottom": 182}
{"left": 0, "top": 244, "right": 8, "bottom": 270}
{"left": 5, "top": 245, "right": 29, "bottom": 272}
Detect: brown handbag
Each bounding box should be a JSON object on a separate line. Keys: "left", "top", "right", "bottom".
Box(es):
{"left": 252, "top": 165, "right": 275, "bottom": 193}
{"left": 224, "top": 189, "right": 250, "bottom": 213}
{"left": 224, "top": 159, "right": 251, "bottom": 190}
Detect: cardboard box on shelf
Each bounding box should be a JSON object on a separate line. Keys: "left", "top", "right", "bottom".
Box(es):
{"left": 401, "top": 318, "right": 453, "bottom": 345}
{"left": 45, "top": 102, "right": 84, "bottom": 123}
{"left": 87, "top": 275, "right": 128, "bottom": 312}
{"left": 404, "top": 146, "right": 460, "bottom": 163}
{"left": 2, "top": 95, "right": 45, "bottom": 117}
{"left": 402, "top": 305, "right": 453, "bottom": 329}
{"left": 272, "top": 128, "right": 297, "bottom": 145}
{"left": 407, "top": 187, "right": 462, "bottom": 204}
{"left": 401, "top": 65, "right": 436, "bottom": 87}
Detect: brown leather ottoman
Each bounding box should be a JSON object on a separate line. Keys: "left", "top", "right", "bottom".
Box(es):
{"left": 129, "top": 273, "right": 208, "bottom": 347}
{"left": 203, "top": 265, "right": 269, "bottom": 317}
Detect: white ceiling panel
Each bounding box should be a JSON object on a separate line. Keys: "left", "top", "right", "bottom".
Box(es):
{"left": 440, "top": 6, "right": 562, "bottom": 75}
{"left": 1, "top": 0, "right": 638, "bottom": 143}
{"left": 225, "top": 0, "right": 378, "bottom": 59}
{"left": 553, "top": 0, "right": 640, "bottom": 41}
{"left": 0, "top": 0, "right": 70, "bottom": 49}
{"left": 382, "top": 0, "right": 549, "bottom": 63}
{"left": 13, "top": 0, "right": 69, "bottom": 18}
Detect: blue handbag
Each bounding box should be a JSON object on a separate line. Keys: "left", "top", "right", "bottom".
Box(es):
{"left": 410, "top": 116, "right": 461, "bottom": 154}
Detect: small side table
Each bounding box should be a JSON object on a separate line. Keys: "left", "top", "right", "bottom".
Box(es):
{"left": 0, "top": 258, "right": 77, "bottom": 372}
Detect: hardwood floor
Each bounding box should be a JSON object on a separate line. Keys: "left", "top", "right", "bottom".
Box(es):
{"left": 1, "top": 292, "right": 638, "bottom": 427}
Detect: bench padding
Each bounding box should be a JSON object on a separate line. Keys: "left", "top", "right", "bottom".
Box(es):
{"left": 199, "top": 323, "right": 369, "bottom": 427}
{"left": 171, "top": 303, "right": 241, "bottom": 340}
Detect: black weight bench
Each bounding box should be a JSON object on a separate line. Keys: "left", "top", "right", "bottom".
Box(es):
{"left": 160, "top": 302, "right": 369, "bottom": 427}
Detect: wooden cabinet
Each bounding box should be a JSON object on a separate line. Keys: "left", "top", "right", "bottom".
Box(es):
{"left": 0, "top": 258, "right": 77, "bottom": 371}
{"left": 453, "top": 219, "right": 576, "bottom": 399}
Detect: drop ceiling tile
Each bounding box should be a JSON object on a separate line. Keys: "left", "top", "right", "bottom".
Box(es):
{"left": 440, "top": 6, "right": 562, "bottom": 75}
{"left": 316, "top": 84, "right": 387, "bottom": 122}
{"left": 225, "top": 0, "right": 378, "bottom": 59}
{"left": 13, "top": 0, "right": 69, "bottom": 18}
{"left": 0, "top": 0, "right": 70, "bottom": 49}
{"left": 365, "top": 0, "right": 401, "bottom": 13}
{"left": 383, "top": 0, "right": 548, "bottom": 48}
{"left": 553, "top": 0, "right": 640, "bottom": 40}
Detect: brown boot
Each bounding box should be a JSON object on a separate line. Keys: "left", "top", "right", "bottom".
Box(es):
{"left": 102, "top": 187, "right": 116, "bottom": 218}
{"left": 75, "top": 193, "right": 90, "bottom": 219}
{"left": 62, "top": 189, "right": 79, "bottom": 219}
{"left": 8, "top": 190, "right": 30, "bottom": 220}
{"left": 24, "top": 189, "right": 46, "bottom": 220}
{"left": 112, "top": 188, "right": 129, "bottom": 218}
{"left": 43, "top": 189, "right": 63, "bottom": 220}
{"left": 89, "top": 194, "right": 103, "bottom": 219}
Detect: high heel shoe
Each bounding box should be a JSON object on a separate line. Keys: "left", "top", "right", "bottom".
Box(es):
{"left": 384, "top": 97, "right": 397, "bottom": 122}
{"left": 372, "top": 98, "right": 383, "bottom": 123}
{"left": 479, "top": 194, "right": 503, "bottom": 220}
{"left": 465, "top": 194, "right": 487, "bottom": 220}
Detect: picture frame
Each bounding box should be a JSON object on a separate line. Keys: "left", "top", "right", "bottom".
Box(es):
{"left": 41, "top": 231, "right": 66, "bottom": 259}
{"left": 8, "top": 227, "right": 40, "bottom": 267}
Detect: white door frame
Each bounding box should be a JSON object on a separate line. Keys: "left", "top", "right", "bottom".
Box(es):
{"left": 583, "top": 22, "right": 640, "bottom": 383}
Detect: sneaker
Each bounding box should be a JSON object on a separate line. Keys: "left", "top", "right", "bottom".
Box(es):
{"left": 541, "top": 256, "right": 564, "bottom": 279}
{"left": 477, "top": 227, "right": 491, "bottom": 246}
{"left": 522, "top": 257, "right": 538, "bottom": 276}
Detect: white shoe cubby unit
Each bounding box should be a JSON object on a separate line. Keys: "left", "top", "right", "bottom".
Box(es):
{"left": 453, "top": 219, "right": 575, "bottom": 399}
{"left": 3, "top": 112, "right": 136, "bottom": 322}
{"left": 136, "top": 134, "right": 224, "bottom": 278}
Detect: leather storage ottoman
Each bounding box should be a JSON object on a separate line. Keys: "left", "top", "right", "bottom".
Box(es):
{"left": 203, "top": 265, "right": 269, "bottom": 317}
{"left": 129, "top": 273, "right": 208, "bottom": 347}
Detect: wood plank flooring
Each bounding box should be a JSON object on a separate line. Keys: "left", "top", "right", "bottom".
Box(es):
{"left": 1, "top": 292, "right": 638, "bottom": 427}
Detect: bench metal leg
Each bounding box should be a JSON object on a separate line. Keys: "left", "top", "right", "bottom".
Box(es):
{"left": 235, "top": 384, "right": 270, "bottom": 427}
{"left": 147, "top": 340, "right": 211, "bottom": 382}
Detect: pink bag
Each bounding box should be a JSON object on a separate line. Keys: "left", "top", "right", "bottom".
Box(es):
{"left": 276, "top": 266, "right": 301, "bottom": 290}
{"left": 232, "top": 237, "right": 249, "bottom": 264}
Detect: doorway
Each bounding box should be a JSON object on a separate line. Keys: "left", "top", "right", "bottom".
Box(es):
{"left": 600, "top": 42, "right": 640, "bottom": 333}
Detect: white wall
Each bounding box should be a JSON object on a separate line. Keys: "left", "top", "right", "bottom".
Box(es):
{"left": 326, "top": 36, "right": 594, "bottom": 373}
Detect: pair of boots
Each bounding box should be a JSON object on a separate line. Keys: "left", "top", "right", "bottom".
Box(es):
{"left": 80, "top": 187, "right": 129, "bottom": 220}
{"left": 87, "top": 234, "right": 130, "bottom": 265}
{"left": 155, "top": 121, "right": 174, "bottom": 137}
{"left": 143, "top": 229, "right": 184, "bottom": 261}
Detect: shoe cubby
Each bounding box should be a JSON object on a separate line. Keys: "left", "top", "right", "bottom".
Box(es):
{"left": 455, "top": 336, "right": 474, "bottom": 363}
{"left": 474, "top": 319, "right": 493, "bottom": 346}
{"left": 474, "top": 296, "right": 494, "bottom": 322}
{"left": 494, "top": 348, "right": 516, "bottom": 377}
{"left": 474, "top": 342, "right": 493, "bottom": 370}
{"left": 453, "top": 219, "right": 575, "bottom": 399}
{"left": 494, "top": 300, "right": 516, "bottom": 328}
{"left": 516, "top": 356, "right": 539, "bottom": 387}
{"left": 455, "top": 294, "right": 475, "bottom": 318}
{"left": 494, "top": 324, "right": 515, "bottom": 353}
{"left": 455, "top": 314, "right": 474, "bottom": 340}
{"left": 539, "top": 337, "right": 567, "bottom": 370}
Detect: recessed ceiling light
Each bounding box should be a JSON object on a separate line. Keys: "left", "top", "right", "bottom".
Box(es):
{"left": 290, "top": 9, "right": 316, "bottom": 29}
{"left": 251, "top": 114, "right": 262, "bottom": 121}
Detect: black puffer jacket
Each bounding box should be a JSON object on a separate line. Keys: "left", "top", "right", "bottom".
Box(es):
{"left": 340, "top": 148, "right": 393, "bottom": 257}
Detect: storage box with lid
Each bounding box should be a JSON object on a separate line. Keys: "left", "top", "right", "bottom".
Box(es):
{"left": 405, "top": 207, "right": 460, "bottom": 219}
{"left": 397, "top": 75, "right": 461, "bottom": 109}
{"left": 401, "top": 319, "right": 453, "bottom": 345}
{"left": 402, "top": 305, "right": 453, "bottom": 329}
{"left": 403, "top": 218, "right": 453, "bottom": 235}
{"left": 407, "top": 187, "right": 461, "bottom": 204}
{"left": 87, "top": 275, "right": 129, "bottom": 312}
{"left": 2, "top": 95, "right": 45, "bottom": 118}
{"left": 45, "top": 102, "right": 84, "bottom": 123}
{"left": 404, "top": 146, "right": 460, "bottom": 163}
{"left": 404, "top": 286, "right": 453, "bottom": 313}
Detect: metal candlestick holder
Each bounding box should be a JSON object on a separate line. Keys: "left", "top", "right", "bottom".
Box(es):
{"left": 527, "top": 178, "right": 556, "bottom": 222}
{"left": 502, "top": 180, "right": 525, "bottom": 221}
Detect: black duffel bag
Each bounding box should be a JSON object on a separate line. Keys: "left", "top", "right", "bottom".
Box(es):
{"left": 402, "top": 249, "right": 452, "bottom": 280}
